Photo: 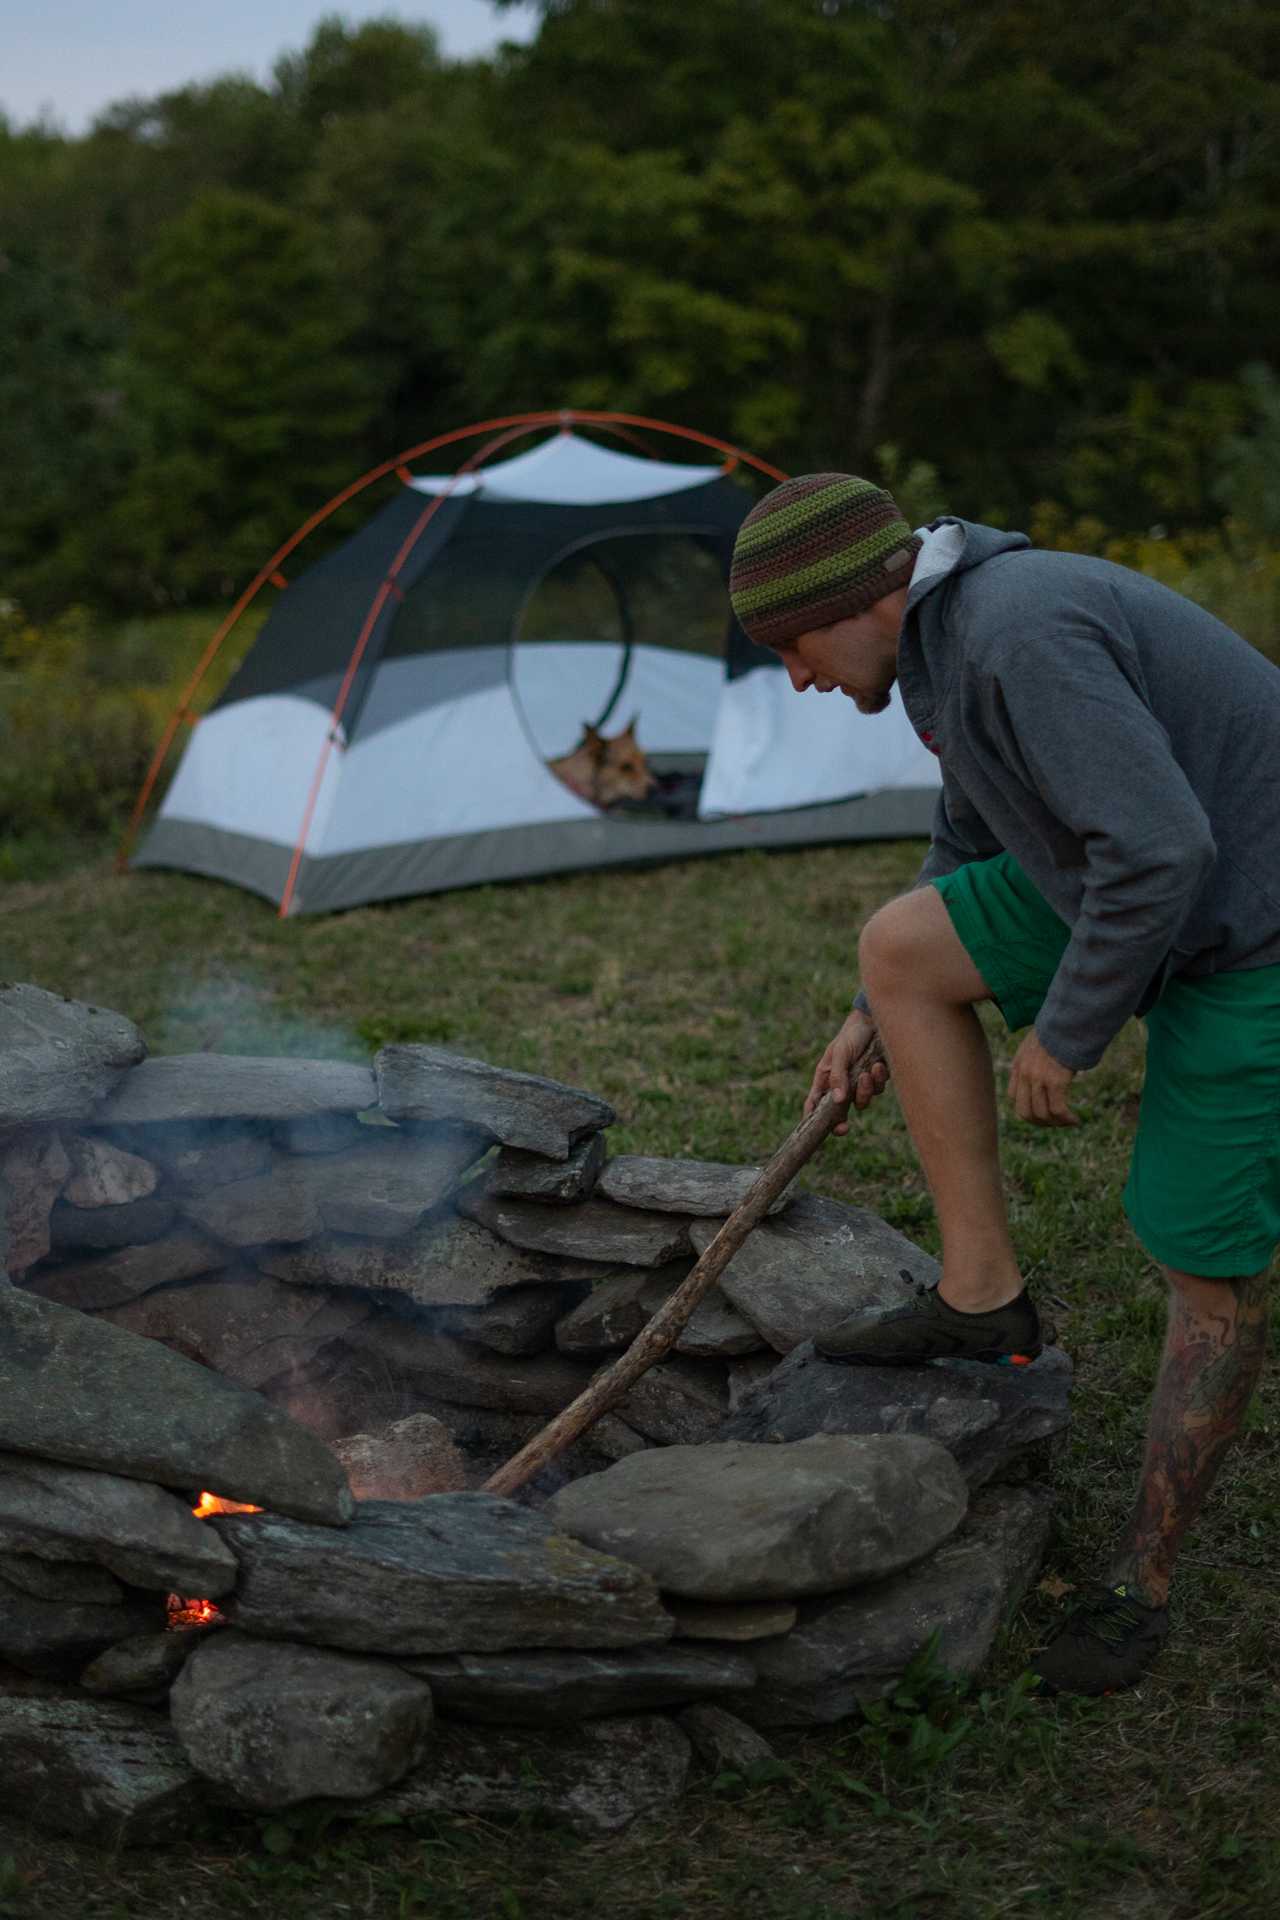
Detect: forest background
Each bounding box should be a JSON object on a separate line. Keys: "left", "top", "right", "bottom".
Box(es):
{"left": 3, "top": 0, "right": 1280, "bottom": 857}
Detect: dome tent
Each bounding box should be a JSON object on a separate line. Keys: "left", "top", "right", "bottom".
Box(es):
{"left": 124, "top": 412, "right": 940, "bottom": 915}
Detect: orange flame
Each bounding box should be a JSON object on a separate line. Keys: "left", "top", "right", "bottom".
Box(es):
{"left": 192, "top": 1490, "right": 261, "bottom": 1519}
{"left": 165, "top": 1493, "right": 261, "bottom": 1631}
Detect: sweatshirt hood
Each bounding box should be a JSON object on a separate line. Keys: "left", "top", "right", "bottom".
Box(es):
{"left": 897, "top": 518, "right": 1032, "bottom": 730}
{"left": 905, "top": 518, "right": 1031, "bottom": 610}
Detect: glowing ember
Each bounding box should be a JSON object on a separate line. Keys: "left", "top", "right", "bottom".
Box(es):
{"left": 166, "top": 1594, "right": 225, "bottom": 1632}
{"left": 165, "top": 1493, "right": 261, "bottom": 1630}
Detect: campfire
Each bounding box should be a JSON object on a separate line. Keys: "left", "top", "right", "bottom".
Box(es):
{"left": 167, "top": 1492, "right": 261, "bottom": 1629}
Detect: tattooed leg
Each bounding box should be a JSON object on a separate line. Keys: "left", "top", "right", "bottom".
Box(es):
{"left": 1106, "top": 1266, "right": 1269, "bottom": 1607}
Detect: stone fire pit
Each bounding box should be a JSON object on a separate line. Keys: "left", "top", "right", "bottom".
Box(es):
{"left": 0, "top": 984, "right": 1070, "bottom": 1844}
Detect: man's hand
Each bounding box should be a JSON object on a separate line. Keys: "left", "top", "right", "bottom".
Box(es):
{"left": 1008, "top": 1029, "right": 1078, "bottom": 1127}
{"left": 803, "top": 1009, "right": 890, "bottom": 1137}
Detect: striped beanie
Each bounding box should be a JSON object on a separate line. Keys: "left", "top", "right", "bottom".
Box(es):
{"left": 730, "top": 474, "right": 921, "bottom": 650}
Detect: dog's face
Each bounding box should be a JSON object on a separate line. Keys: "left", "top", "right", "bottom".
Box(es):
{"left": 594, "top": 719, "right": 657, "bottom": 805}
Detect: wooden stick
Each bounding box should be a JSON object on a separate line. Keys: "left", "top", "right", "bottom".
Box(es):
{"left": 482, "top": 1040, "right": 885, "bottom": 1498}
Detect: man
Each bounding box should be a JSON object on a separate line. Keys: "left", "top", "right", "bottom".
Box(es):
{"left": 728, "top": 473, "right": 1280, "bottom": 1696}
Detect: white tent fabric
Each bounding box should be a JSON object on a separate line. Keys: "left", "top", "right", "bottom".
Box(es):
{"left": 409, "top": 431, "right": 726, "bottom": 504}
{"left": 699, "top": 678, "right": 940, "bottom": 817}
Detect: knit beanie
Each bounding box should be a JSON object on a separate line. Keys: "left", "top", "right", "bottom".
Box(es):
{"left": 729, "top": 473, "right": 921, "bottom": 651}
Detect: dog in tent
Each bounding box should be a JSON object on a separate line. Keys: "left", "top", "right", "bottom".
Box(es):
{"left": 547, "top": 717, "right": 658, "bottom": 810}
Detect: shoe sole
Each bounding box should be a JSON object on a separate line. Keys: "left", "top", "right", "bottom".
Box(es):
{"left": 819, "top": 1344, "right": 1043, "bottom": 1369}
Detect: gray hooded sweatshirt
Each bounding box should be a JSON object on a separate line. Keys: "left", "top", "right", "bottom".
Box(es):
{"left": 880, "top": 519, "right": 1280, "bottom": 1070}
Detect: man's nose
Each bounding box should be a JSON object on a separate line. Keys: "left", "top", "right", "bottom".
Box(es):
{"left": 785, "top": 660, "right": 812, "bottom": 692}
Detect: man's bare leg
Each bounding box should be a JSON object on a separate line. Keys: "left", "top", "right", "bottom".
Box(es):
{"left": 858, "top": 888, "right": 1023, "bottom": 1312}
{"left": 1106, "top": 1266, "right": 1268, "bottom": 1607}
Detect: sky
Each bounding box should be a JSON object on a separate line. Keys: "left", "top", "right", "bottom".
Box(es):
{"left": 1, "top": 0, "right": 539, "bottom": 134}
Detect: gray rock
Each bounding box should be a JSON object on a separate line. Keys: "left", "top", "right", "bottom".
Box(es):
{"left": 612, "top": 1357, "right": 730, "bottom": 1446}
{"left": 62, "top": 1134, "right": 158, "bottom": 1208}
{"left": 1, "top": 1130, "right": 70, "bottom": 1272}
{"left": 376, "top": 1046, "right": 614, "bottom": 1159}
{"left": 0, "top": 1694, "right": 202, "bottom": 1842}
{"left": 170, "top": 1630, "right": 435, "bottom": 1809}
{"left": 114, "top": 1122, "right": 272, "bottom": 1193}
{"left": 316, "top": 1128, "right": 491, "bottom": 1237}
{"left": 599, "top": 1156, "right": 793, "bottom": 1217}
{"left": 0, "top": 985, "right": 145, "bottom": 1131}
{"left": 179, "top": 1158, "right": 325, "bottom": 1246}
{"left": 0, "top": 1451, "right": 238, "bottom": 1595}
{"left": 80, "top": 1631, "right": 200, "bottom": 1700}
{"left": 399, "top": 1644, "right": 754, "bottom": 1725}
{"left": 717, "top": 1344, "right": 1073, "bottom": 1488}
{"left": 487, "top": 1132, "right": 606, "bottom": 1204}
{"left": 676, "top": 1704, "right": 778, "bottom": 1776}
{"left": 332, "top": 1414, "right": 468, "bottom": 1499}
{"left": 376, "top": 1714, "right": 690, "bottom": 1836}
{"left": 215, "top": 1494, "right": 673, "bottom": 1654}
{"left": 274, "top": 1113, "right": 381, "bottom": 1154}
{"left": 0, "top": 1576, "right": 159, "bottom": 1677}
{"left": 583, "top": 1415, "right": 652, "bottom": 1462}
{"left": 727, "top": 1353, "right": 782, "bottom": 1410}
{"left": 459, "top": 1185, "right": 692, "bottom": 1267}
{"left": 689, "top": 1193, "right": 933, "bottom": 1353}
{"left": 443, "top": 1283, "right": 576, "bottom": 1356}
{"left": 545, "top": 1435, "right": 968, "bottom": 1603}
{"left": 342, "top": 1312, "right": 595, "bottom": 1413}
{"left": 49, "top": 1195, "right": 179, "bottom": 1252}
{"left": 93, "top": 1270, "right": 372, "bottom": 1394}
{"left": 256, "top": 1212, "right": 610, "bottom": 1308}
{"left": 95, "top": 1055, "right": 377, "bottom": 1125}
{"left": 555, "top": 1261, "right": 764, "bottom": 1359}
{"left": 739, "top": 1485, "right": 1054, "bottom": 1727}
{"left": 664, "top": 1599, "right": 798, "bottom": 1643}
{"left": 0, "top": 1553, "right": 124, "bottom": 1605}
{"left": 0, "top": 1288, "right": 355, "bottom": 1526}
{"left": 23, "top": 1232, "right": 227, "bottom": 1311}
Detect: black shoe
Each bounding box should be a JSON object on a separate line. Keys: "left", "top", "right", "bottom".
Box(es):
{"left": 814, "top": 1282, "right": 1043, "bottom": 1368}
{"left": 1031, "top": 1583, "right": 1170, "bottom": 1697}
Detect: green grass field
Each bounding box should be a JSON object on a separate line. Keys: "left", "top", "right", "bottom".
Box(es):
{"left": 3, "top": 836, "right": 1279, "bottom": 1919}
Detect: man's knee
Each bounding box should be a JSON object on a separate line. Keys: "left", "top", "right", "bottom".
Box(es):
{"left": 859, "top": 888, "right": 990, "bottom": 1006}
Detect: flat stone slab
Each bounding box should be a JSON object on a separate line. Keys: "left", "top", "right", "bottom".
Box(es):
{"left": 665, "top": 1599, "right": 798, "bottom": 1643}
{"left": 62, "top": 1134, "right": 158, "bottom": 1207}
{"left": 486, "top": 1133, "right": 606, "bottom": 1204}
{"left": 171, "top": 1630, "right": 435, "bottom": 1809}
{"left": 0, "top": 1575, "right": 159, "bottom": 1679}
{"left": 256, "top": 1213, "right": 610, "bottom": 1308}
{"left": 95, "top": 1055, "right": 377, "bottom": 1125}
{"left": 343, "top": 1313, "right": 595, "bottom": 1413}
{"left": 459, "top": 1185, "right": 692, "bottom": 1267}
{"left": 444, "top": 1282, "right": 577, "bottom": 1356}
{"left": 315, "top": 1128, "right": 490, "bottom": 1237}
{"left": 555, "top": 1263, "right": 765, "bottom": 1359}
{"left": 599, "top": 1156, "right": 793, "bottom": 1217}
{"left": 332, "top": 1414, "right": 468, "bottom": 1499}
{"left": 110, "top": 1122, "right": 272, "bottom": 1193}
{"left": 739, "top": 1486, "right": 1054, "bottom": 1727}
{"left": 689, "top": 1193, "right": 934, "bottom": 1353}
{"left": 23, "top": 1232, "right": 228, "bottom": 1311}
{"left": 612, "top": 1357, "right": 730, "bottom": 1447}
{"left": 0, "top": 1693, "right": 203, "bottom": 1842}
{"left": 0, "top": 985, "right": 145, "bottom": 1131}
{"left": 0, "top": 1450, "right": 238, "bottom": 1595}
{"left": 399, "top": 1644, "right": 755, "bottom": 1725}
{"left": 215, "top": 1494, "right": 674, "bottom": 1654}
{"left": 80, "top": 1632, "right": 200, "bottom": 1701}
{"left": 717, "top": 1344, "right": 1073, "bottom": 1487}
{"left": 376, "top": 1046, "right": 614, "bottom": 1159}
{"left": 2, "top": 1130, "right": 70, "bottom": 1272}
{"left": 545, "top": 1435, "right": 968, "bottom": 1603}
{"left": 0, "top": 1288, "right": 354, "bottom": 1526}
{"left": 0, "top": 1553, "right": 123, "bottom": 1605}
{"left": 94, "top": 1271, "right": 372, "bottom": 1395}
{"left": 49, "top": 1195, "right": 179, "bottom": 1253}
{"left": 375, "top": 1714, "right": 690, "bottom": 1836}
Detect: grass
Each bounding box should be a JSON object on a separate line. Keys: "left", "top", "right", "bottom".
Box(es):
{"left": 3, "top": 834, "right": 1280, "bottom": 1918}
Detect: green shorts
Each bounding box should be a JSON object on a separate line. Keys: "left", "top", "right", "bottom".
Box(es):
{"left": 932, "top": 851, "right": 1280, "bottom": 1278}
